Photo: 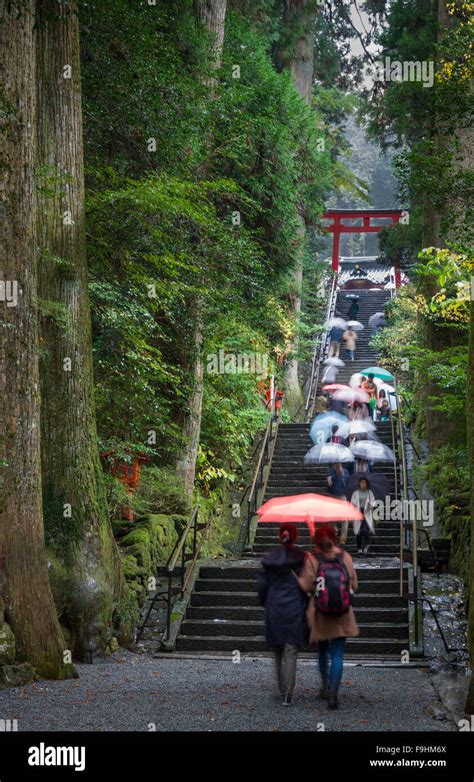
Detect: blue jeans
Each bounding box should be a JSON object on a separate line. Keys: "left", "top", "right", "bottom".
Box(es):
{"left": 318, "top": 637, "right": 346, "bottom": 693}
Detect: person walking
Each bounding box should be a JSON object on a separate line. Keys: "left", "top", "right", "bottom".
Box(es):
{"left": 326, "top": 462, "right": 350, "bottom": 544}
{"left": 256, "top": 524, "right": 308, "bottom": 706}
{"left": 328, "top": 325, "right": 344, "bottom": 358}
{"left": 342, "top": 327, "right": 357, "bottom": 361}
{"left": 361, "top": 373, "right": 378, "bottom": 420}
{"left": 377, "top": 389, "right": 391, "bottom": 421}
{"left": 350, "top": 477, "right": 377, "bottom": 554}
{"left": 329, "top": 424, "right": 342, "bottom": 444}
{"left": 347, "top": 299, "right": 360, "bottom": 320}
{"left": 298, "top": 525, "right": 359, "bottom": 709}
{"left": 349, "top": 399, "right": 368, "bottom": 421}
{"left": 321, "top": 363, "right": 338, "bottom": 386}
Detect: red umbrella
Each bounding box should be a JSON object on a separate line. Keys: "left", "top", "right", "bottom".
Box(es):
{"left": 258, "top": 493, "right": 363, "bottom": 538}
{"left": 257, "top": 493, "right": 363, "bottom": 536}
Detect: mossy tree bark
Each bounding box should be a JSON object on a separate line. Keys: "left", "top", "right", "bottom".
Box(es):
{"left": 1, "top": 0, "right": 72, "bottom": 680}
{"left": 35, "top": 0, "right": 123, "bottom": 661}
{"left": 176, "top": 0, "right": 227, "bottom": 501}
{"left": 274, "top": 0, "right": 319, "bottom": 417}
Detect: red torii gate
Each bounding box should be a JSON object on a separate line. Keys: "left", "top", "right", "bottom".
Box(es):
{"left": 323, "top": 208, "right": 404, "bottom": 286}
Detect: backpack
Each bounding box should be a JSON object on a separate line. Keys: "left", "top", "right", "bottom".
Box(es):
{"left": 313, "top": 553, "right": 351, "bottom": 615}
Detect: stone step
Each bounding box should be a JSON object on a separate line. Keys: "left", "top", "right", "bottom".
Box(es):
{"left": 251, "top": 544, "right": 400, "bottom": 555}
{"left": 179, "top": 619, "right": 408, "bottom": 639}
{"left": 190, "top": 591, "right": 407, "bottom": 607}
{"left": 176, "top": 636, "right": 409, "bottom": 654}
{"left": 187, "top": 605, "right": 408, "bottom": 622}
{"left": 194, "top": 579, "right": 404, "bottom": 594}
{"left": 255, "top": 531, "right": 401, "bottom": 539}
{"left": 198, "top": 565, "right": 407, "bottom": 581}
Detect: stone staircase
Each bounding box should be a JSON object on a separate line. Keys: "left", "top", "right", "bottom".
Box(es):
{"left": 257, "top": 422, "right": 398, "bottom": 557}
{"left": 176, "top": 272, "right": 412, "bottom": 658}
{"left": 177, "top": 562, "right": 408, "bottom": 655}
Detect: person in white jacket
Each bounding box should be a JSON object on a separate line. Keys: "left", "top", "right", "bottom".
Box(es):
{"left": 350, "top": 478, "right": 377, "bottom": 554}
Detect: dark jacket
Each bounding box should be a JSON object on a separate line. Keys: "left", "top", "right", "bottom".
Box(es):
{"left": 256, "top": 545, "right": 308, "bottom": 649}
{"left": 347, "top": 302, "right": 360, "bottom": 319}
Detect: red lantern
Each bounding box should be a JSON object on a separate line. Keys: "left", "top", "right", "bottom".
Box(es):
{"left": 100, "top": 450, "right": 149, "bottom": 521}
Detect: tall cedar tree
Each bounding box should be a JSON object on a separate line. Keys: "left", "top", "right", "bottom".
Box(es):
{"left": 35, "top": 0, "right": 123, "bottom": 661}
{"left": 1, "top": 0, "right": 72, "bottom": 679}
{"left": 176, "top": 0, "right": 228, "bottom": 499}
{"left": 274, "top": 0, "right": 320, "bottom": 416}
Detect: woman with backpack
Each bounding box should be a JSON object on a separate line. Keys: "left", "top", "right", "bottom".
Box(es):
{"left": 256, "top": 524, "right": 309, "bottom": 706}
{"left": 298, "top": 525, "right": 359, "bottom": 710}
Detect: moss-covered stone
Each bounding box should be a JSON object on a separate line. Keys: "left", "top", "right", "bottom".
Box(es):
{"left": 449, "top": 514, "right": 471, "bottom": 590}
{"left": 0, "top": 663, "right": 37, "bottom": 689}
{"left": 0, "top": 623, "right": 15, "bottom": 665}
{"left": 121, "top": 555, "right": 141, "bottom": 580}
{"left": 114, "top": 514, "right": 180, "bottom": 632}
{"left": 122, "top": 527, "right": 152, "bottom": 571}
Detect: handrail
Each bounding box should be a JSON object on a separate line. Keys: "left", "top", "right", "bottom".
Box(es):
{"left": 162, "top": 504, "right": 212, "bottom": 642}
{"left": 167, "top": 506, "right": 199, "bottom": 574}
{"left": 419, "top": 597, "right": 467, "bottom": 655}
{"left": 137, "top": 502, "right": 212, "bottom": 645}
{"left": 393, "top": 384, "right": 421, "bottom": 645}
{"left": 245, "top": 415, "right": 277, "bottom": 547}
{"left": 304, "top": 272, "right": 339, "bottom": 423}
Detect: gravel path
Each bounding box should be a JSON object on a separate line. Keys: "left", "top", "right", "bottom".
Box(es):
{"left": 0, "top": 651, "right": 456, "bottom": 732}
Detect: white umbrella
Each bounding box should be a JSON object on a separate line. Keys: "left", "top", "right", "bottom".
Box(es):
{"left": 335, "top": 420, "right": 376, "bottom": 439}
{"left": 350, "top": 441, "right": 395, "bottom": 462}
{"left": 347, "top": 320, "right": 364, "bottom": 331}
{"left": 349, "top": 372, "right": 364, "bottom": 388}
{"left": 369, "top": 312, "right": 385, "bottom": 327}
{"left": 326, "top": 317, "right": 347, "bottom": 329}
{"left": 304, "top": 443, "right": 355, "bottom": 465}
{"left": 321, "top": 366, "right": 339, "bottom": 385}
{"left": 333, "top": 388, "right": 370, "bottom": 404}
{"left": 379, "top": 383, "right": 395, "bottom": 394}
{"left": 323, "top": 357, "right": 345, "bottom": 367}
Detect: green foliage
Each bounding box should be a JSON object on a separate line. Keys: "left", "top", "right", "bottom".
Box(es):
{"left": 415, "top": 445, "right": 470, "bottom": 534}
{"left": 82, "top": 3, "right": 339, "bottom": 488}
{"left": 37, "top": 299, "right": 70, "bottom": 331}
{"left": 415, "top": 247, "right": 473, "bottom": 328}
{"left": 362, "top": 0, "right": 474, "bottom": 253}
{"left": 132, "top": 467, "right": 190, "bottom": 517}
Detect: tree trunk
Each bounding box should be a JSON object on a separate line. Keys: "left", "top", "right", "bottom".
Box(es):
{"left": 195, "top": 0, "right": 227, "bottom": 65}
{"left": 465, "top": 297, "right": 474, "bottom": 715}
{"left": 176, "top": 297, "right": 205, "bottom": 498}
{"left": 35, "top": 0, "right": 123, "bottom": 661}
{"left": 0, "top": 0, "right": 72, "bottom": 680}
{"left": 274, "top": 0, "right": 319, "bottom": 417}
{"left": 176, "top": 0, "right": 227, "bottom": 501}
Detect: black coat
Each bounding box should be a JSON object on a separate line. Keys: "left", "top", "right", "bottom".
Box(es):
{"left": 347, "top": 302, "right": 360, "bottom": 319}
{"left": 256, "top": 545, "right": 309, "bottom": 649}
